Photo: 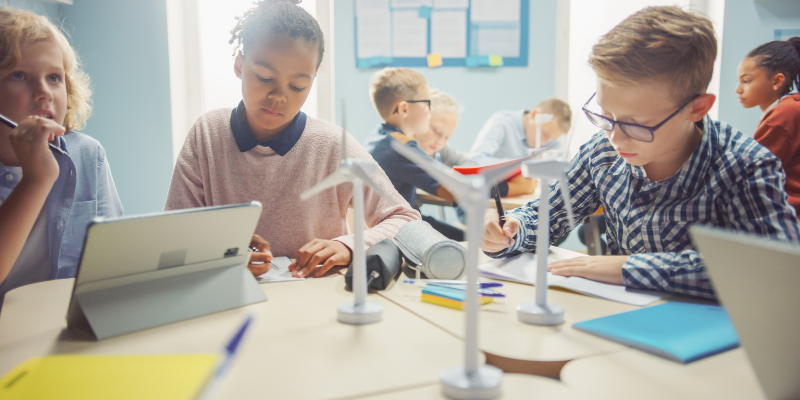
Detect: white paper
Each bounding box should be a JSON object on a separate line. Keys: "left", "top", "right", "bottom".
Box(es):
{"left": 470, "top": 0, "right": 520, "bottom": 22}
{"left": 257, "top": 257, "right": 304, "bottom": 283}
{"left": 473, "top": 26, "right": 520, "bottom": 57}
{"left": 392, "top": 10, "right": 428, "bottom": 57}
{"left": 430, "top": 10, "right": 467, "bottom": 58}
{"left": 391, "top": 0, "right": 432, "bottom": 8}
{"left": 357, "top": 10, "right": 392, "bottom": 58}
{"left": 433, "top": 0, "right": 468, "bottom": 8}
{"left": 479, "top": 253, "right": 668, "bottom": 307}
{"left": 356, "top": 0, "right": 389, "bottom": 14}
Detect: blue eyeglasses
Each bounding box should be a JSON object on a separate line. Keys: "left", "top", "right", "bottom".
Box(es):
{"left": 582, "top": 93, "right": 700, "bottom": 142}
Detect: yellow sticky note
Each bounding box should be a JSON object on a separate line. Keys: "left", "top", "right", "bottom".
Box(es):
{"left": 427, "top": 53, "right": 443, "bottom": 68}
{"left": 489, "top": 55, "right": 503, "bottom": 67}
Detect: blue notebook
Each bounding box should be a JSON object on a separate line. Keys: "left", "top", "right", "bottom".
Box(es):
{"left": 573, "top": 302, "right": 740, "bottom": 363}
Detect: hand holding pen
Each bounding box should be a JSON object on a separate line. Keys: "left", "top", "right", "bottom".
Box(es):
{"left": 246, "top": 234, "right": 277, "bottom": 276}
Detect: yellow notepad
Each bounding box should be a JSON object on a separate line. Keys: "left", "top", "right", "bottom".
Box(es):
{"left": 422, "top": 293, "right": 493, "bottom": 310}
{"left": 0, "top": 354, "right": 219, "bottom": 400}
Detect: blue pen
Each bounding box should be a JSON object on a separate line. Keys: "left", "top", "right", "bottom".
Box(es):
{"left": 427, "top": 283, "right": 506, "bottom": 297}
{"left": 403, "top": 279, "right": 503, "bottom": 289}
{"left": 249, "top": 245, "right": 280, "bottom": 271}
{"left": 435, "top": 152, "right": 443, "bottom": 164}
{"left": 200, "top": 314, "right": 254, "bottom": 400}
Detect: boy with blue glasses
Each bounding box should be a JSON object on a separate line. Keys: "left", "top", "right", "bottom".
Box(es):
{"left": 481, "top": 6, "right": 800, "bottom": 299}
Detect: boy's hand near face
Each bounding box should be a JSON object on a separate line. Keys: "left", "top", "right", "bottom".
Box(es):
{"left": 247, "top": 234, "right": 274, "bottom": 276}
{"left": 548, "top": 255, "right": 628, "bottom": 285}
{"left": 482, "top": 209, "right": 520, "bottom": 253}
{"left": 289, "top": 239, "right": 352, "bottom": 278}
{"left": 9, "top": 116, "right": 65, "bottom": 186}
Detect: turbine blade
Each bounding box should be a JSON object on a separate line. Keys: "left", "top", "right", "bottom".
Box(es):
{"left": 390, "top": 140, "right": 465, "bottom": 194}
{"left": 351, "top": 166, "right": 389, "bottom": 198}
{"left": 480, "top": 156, "right": 532, "bottom": 187}
{"left": 300, "top": 171, "right": 348, "bottom": 201}
{"left": 556, "top": 173, "right": 576, "bottom": 229}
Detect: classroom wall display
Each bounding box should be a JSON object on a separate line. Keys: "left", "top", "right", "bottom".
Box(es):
{"left": 354, "top": 0, "right": 529, "bottom": 68}
{"left": 775, "top": 29, "right": 800, "bottom": 41}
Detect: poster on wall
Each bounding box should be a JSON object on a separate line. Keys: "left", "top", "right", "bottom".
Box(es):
{"left": 775, "top": 29, "right": 800, "bottom": 41}
{"left": 354, "top": 0, "right": 529, "bottom": 68}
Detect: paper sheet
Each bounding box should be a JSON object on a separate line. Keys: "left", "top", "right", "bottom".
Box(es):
{"left": 430, "top": 10, "right": 467, "bottom": 58}
{"left": 433, "top": 0, "right": 468, "bottom": 8}
{"left": 356, "top": 0, "right": 389, "bottom": 14}
{"left": 392, "top": 10, "right": 429, "bottom": 57}
{"left": 479, "top": 253, "right": 668, "bottom": 307}
{"left": 470, "top": 0, "right": 520, "bottom": 22}
{"left": 357, "top": 10, "right": 392, "bottom": 58}
{"left": 473, "top": 26, "right": 520, "bottom": 57}
{"left": 257, "top": 257, "right": 304, "bottom": 283}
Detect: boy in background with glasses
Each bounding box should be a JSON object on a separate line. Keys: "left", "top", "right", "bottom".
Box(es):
{"left": 365, "top": 68, "right": 464, "bottom": 240}
{"left": 481, "top": 6, "right": 800, "bottom": 299}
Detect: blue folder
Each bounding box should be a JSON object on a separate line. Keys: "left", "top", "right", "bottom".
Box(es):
{"left": 573, "top": 302, "right": 740, "bottom": 363}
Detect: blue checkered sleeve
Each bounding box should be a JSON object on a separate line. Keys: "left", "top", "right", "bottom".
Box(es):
{"left": 485, "top": 141, "right": 604, "bottom": 259}
{"left": 622, "top": 138, "right": 800, "bottom": 299}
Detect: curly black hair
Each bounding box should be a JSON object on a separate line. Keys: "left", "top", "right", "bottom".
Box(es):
{"left": 229, "top": 0, "right": 324, "bottom": 69}
{"left": 748, "top": 37, "right": 800, "bottom": 96}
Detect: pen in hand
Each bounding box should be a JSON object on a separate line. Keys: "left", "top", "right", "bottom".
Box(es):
{"left": 249, "top": 245, "right": 280, "bottom": 272}
{"left": 492, "top": 185, "right": 505, "bottom": 227}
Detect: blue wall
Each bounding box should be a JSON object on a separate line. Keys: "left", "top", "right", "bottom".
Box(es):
{"left": 59, "top": 1, "right": 174, "bottom": 215}
{"left": 718, "top": 0, "right": 800, "bottom": 136}
{"left": 333, "top": 0, "right": 558, "bottom": 152}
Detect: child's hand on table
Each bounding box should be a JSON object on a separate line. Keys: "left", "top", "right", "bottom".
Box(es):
{"left": 289, "top": 239, "right": 352, "bottom": 278}
{"left": 548, "top": 255, "right": 628, "bottom": 285}
{"left": 247, "top": 234, "right": 273, "bottom": 276}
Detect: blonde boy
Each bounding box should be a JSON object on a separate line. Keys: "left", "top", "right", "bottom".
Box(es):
{"left": 482, "top": 6, "right": 800, "bottom": 299}
{"left": 470, "top": 98, "right": 572, "bottom": 165}
{"left": 0, "top": 9, "right": 122, "bottom": 308}
{"left": 364, "top": 68, "right": 464, "bottom": 239}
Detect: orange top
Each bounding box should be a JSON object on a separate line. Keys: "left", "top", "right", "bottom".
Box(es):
{"left": 754, "top": 93, "right": 800, "bottom": 217}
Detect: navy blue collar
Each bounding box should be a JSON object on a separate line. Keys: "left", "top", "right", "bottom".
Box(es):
{"left": 380, "top": 122, "right": 402, "bottom": 135}
{"left": 230, "top": 100, "right": 306, "bottom": 155}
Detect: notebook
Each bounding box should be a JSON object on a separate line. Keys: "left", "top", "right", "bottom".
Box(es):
{"left": 421, "top": 285, "right": 493, "bottom": 310}
{"left": 256, "top": 256, "right": 304, "bottom": 283}
{"left": 573, "top": 302, "right": 740, "bottom": 363}
{"left": 479, "top": 252, "right": 667, "bottom": 306}
{"left": 0, "top": 354, "right": 218, "bottom": 400}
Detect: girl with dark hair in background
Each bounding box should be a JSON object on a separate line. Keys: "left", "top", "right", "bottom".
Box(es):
{"left": 736, "top": 37, "right": 800, "bottom": 217}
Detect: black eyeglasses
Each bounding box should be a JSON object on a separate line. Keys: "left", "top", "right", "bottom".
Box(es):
{"left": 582, "top": 93, "right": 700, "bottom": 142}
{"left": 393, "top": 99, "right": 431, "bottom": 114}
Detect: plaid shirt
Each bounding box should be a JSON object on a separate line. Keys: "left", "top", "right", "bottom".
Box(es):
{"left": 492, "top": 116, "right": 800, "bottom": 299}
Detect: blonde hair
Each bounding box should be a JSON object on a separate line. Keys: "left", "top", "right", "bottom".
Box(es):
{"left": 588, "top": 6, "right": 716, "bottom": 103}
{"left": 0, "top": 8, "right": 92, "bottom": 131}
{"left": 369, "top": 67, "right": 427, "bottom": 119}
{"left": 429, "top": 88, "right": 460, "bottom": 121}
{"left": 535, "top": 97, "right": 571, "bottom": 133}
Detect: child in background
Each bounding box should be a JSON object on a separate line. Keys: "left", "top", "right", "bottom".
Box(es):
{"left": 469, "top": 98, "right": 572, "bottom": 165}
{"left": 364, "top": 69, "right": 464, "bottom": 240}
{"left": 736, "top": 37, "right": 800, "bottom": 216}
{"left": 165, "top": 0, "right": 418, "bottom": 279}
{"left": 0, "top": 9, "right": 123, "bottom": 309}
{"left": 482, "top": 6, "right": 800, "bottom": 299}
{"left": 416, "top": 89, "right": 535, "bottom": 197}
{"left": 413, "top": 89, "right": 475, "bottom": 167}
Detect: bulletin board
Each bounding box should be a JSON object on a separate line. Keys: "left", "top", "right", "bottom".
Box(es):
{"left": 775, "top": 29, "right": 800, "bottom": 41}
{"left": 354, "top": 0, "right": 529, "bottom": 69}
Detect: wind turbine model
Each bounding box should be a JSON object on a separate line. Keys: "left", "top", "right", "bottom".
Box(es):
{"left": 300, "top": 105, "right": 388, "bottom": 325}
{"left": 516, "top": 154, "right": 576, "bottom": 326}
{"left": 533, "top": 113, "right": 553, "bottom": 150}
{"left": 391, "top": 140, "right": 528, "bottom": 400}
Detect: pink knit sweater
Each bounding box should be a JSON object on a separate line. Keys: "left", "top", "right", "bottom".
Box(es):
{"left": 165, "top": 108, "right": 420, "bottom": 257}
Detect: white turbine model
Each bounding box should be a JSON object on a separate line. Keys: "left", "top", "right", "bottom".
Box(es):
{"left": 391, "top": 140, "right": 528, "bottom": 400}
{"left": 533, "top": 113, "right": 553, "bottom": 150}
{"left": 300, "top": 107, "right": 388, "bottom": 325}
{"left": 516, "top": 154, "right": 576, "bottom": 326}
